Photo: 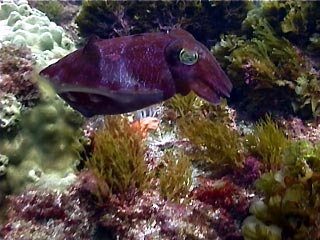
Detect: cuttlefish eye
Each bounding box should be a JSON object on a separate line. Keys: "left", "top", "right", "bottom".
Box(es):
{"left": 179, "top": 48, "right": 199, "bottom": 65}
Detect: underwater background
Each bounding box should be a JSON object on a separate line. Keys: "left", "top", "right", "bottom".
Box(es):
{"left": 0, "top": 0, "right": 320, "bottom": 239}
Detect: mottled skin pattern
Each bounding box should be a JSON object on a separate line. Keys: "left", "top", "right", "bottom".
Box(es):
{"left": 40, "top": 29, "right": 232, "bottom": 117}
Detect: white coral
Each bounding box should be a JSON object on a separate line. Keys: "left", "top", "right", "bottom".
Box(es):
{"left": 0, "top": 0, "right": 75, "bottom": 67}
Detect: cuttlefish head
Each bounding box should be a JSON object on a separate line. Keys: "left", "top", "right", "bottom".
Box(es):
{"left": 165, "top": 29, "right": 232, "bottom": 104}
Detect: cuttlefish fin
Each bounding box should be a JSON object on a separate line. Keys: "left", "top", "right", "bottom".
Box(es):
{"left": 169, "top": 28, "right": 195, "bottom": 40}
{"left": 82, "top": 35, "right": 101, "bottom": 56}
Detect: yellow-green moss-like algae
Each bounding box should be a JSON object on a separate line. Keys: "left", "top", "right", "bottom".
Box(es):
{"left": 245, "top": 116, "right": 289, "bottom": 172}
{"left": 87, "top": 115, "right": 149, "bottom": 198}
{"left": 159, "top": 150, "right": 192, "bottom": 202}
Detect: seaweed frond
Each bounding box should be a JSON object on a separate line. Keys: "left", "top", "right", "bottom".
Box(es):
{"left": 245, "top": 140, "right": 320, "bottom": 239}
{"left": 246, "top": 115, "right": 289, "bottom": 172}
{"left": 159, "top": 150, "right": 192, "bottom": 202}
{"left": 32, "top": 0, "right": 64, "bottom": 23}
{"left": 164, "top": 92, "right": 202, "bottom": 118}
{"left": 178, "top": 116, "right": 244, "bottom": 170}
{"left": 87, "top": 115, "right": 149, "bottom": 198}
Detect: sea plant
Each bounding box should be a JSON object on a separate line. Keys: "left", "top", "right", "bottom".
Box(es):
{"left": 86, "top": 115, "right": 149, "bottom": 199}
{"left": 0, "top": 44, "right": 38, "bottom": 106}
{"left": 245, "top": 115, "right": 289, "bottom": 172}
{"left": 164, "top": 92, "right": 202, "bottom": 118}
{"left": 31, "top": 0, "right": 64, "bottom": 23}
{"left": 244, "top": 1, "right": 320, "bottom": 52}
{"left": 213, "top": 14, "right": 320, "bottom": 118}
{"left": 243, "top": 140, "right": 320, "bottom": 239}
{"left": 177, "top": 114, "right": 244, "bottom": 170}
{"left": 159, "top": 150, "right": 192, "bottom": 201}
{"left": 165, "top": 92, "right": 233, "bottom": 125}
{"left": 295, "top": 75, "right": 320, "bottom": 117}
{"left": 75, "top": 0, "right": 252, "bottom": 46}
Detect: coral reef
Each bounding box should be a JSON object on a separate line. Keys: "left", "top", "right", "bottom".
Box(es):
{"left": 0, "top": 1, "right": 81, "bottom": 216}
{"left": 279, "top": 117, "right": 320, "bottom": 144}
{"left": 0, "top": 80, "right": 84, "bottom": 194}
{"left": 1, "top": 1, "right": 320, "bottom": 239}
{"left": 99, "top": 191, "right": 219, "bottom": 240}
{"left": 191, "top": 177, "right": 250, "bottom": 238}
{"left": 0, "top": 0, "right": 75, "bottom": 67}
{"left": 1, "top": 177, "right": 225, "bottom": 240}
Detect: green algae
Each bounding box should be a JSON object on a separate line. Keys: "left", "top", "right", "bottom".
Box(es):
{"left": 178, "top": 116, "right": 244, "bottom": 170}
{"left": 75, "top": 0, "right": 252, "bottom": 46}
{"left": 213, "top": 16, "right": 320, "bottom": 118}
{"left": 87, "top": 116, "right": 150, "bottom": 198}
{"left": 243, "top": 140, "right": 320, "bottom": 239}
{"left": 246, "top": 116, "right": 289, "bottom": 172}
{"left": 159, "top": 150, "right": 192, "bottom": 202}
{"left": 32, "top": 0, "right": 63, "bottom": 23}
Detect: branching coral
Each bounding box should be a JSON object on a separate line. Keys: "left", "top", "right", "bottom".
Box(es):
{"left": 86, "top": 115, "right": 149, "bottom": 199}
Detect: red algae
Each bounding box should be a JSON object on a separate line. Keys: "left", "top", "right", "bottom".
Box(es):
{"left": 191, "top": 177, "right": 250, "bottom": 238}
{"left": 0, "top": 45, "right": 39, "bottom": 106}
{"left": 1, "top": 187, "right": 96, "bottom": 240}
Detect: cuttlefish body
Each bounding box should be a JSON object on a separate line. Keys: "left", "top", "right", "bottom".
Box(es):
{"left": 40, "top": 29, "right": 232, "bottom": 117}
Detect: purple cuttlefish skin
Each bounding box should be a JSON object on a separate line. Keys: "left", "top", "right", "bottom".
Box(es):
{"left": 40, "top": 29, "right": 232, "bottom": 117}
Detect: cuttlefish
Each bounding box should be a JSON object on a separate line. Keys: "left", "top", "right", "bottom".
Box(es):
{"left": 40, "top": 29, "right": 232, "bottom": 117}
